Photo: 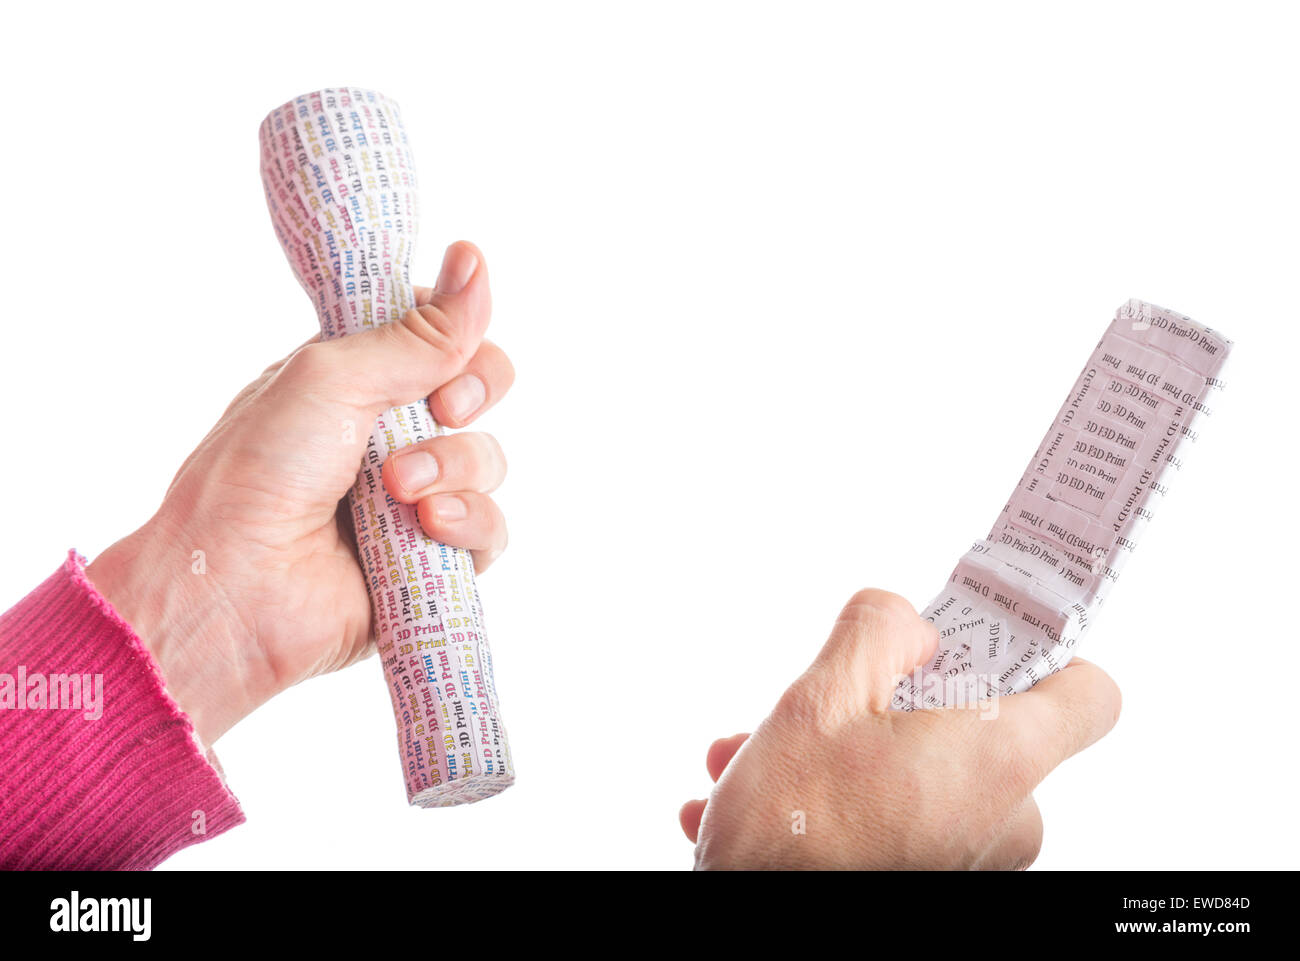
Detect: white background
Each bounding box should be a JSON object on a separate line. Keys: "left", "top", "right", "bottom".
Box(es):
{"left": 2, "top": 1, "right": 1296, "bottom": 869}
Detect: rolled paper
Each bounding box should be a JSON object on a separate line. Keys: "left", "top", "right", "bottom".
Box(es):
{"left": 894, "top": 300, "right": 1233, "bottom": 709}
{"left": 258, "top": 87, "right": 513, "bottom": 805}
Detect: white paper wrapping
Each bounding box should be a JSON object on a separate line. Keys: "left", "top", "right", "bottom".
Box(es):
{"left": 258, "top": 87, "right": 513, "bottom": 805}
{"left": 894, "top": 300, "right": 1232, "bottom": 709}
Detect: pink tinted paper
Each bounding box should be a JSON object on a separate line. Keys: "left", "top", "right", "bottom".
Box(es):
{"left": 894, "top": 300, "right": 1232, "bottom": 709}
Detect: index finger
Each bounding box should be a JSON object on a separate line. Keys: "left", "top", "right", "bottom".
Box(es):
{"left": 429, "top": 339, "right": 515, "bottom": 428}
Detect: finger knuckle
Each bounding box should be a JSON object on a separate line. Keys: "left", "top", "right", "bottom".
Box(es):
{"left": 772, "top": 678, "right": 820, "bottom": 726}
{"left": 401, "top": 306, "right": 471, "bottom": 369}
{"left": 281, "top": 341, "right": 335, "bottom": 384}
{"left": 839, "top": 588, "right": 918, "bottom": 627}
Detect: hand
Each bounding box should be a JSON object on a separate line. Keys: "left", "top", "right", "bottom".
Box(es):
{"left": 86, "top": 242, "right": 515, "bottom": 749}
{"left": 679, "top": 589, "right": 1121, "bottom": 869}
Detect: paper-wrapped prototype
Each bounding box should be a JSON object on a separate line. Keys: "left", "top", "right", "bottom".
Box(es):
{"left": 894, "top": 300, "right": 1232, "bottom": 709}
{"left": 259, "top": 87, "right": 513, "bottom": 805}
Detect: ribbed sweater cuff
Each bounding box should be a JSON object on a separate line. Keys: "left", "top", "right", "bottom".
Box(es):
{"left": 0, "top": 550, "right": 245, "bottom": 869}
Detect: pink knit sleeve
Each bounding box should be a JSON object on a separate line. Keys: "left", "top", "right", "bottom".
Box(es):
{"left": 0, "top": 550, "right": 244, "bottom": 869}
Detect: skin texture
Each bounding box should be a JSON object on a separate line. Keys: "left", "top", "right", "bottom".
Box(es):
{"left": 86, "top": 242, "right": 515, "bottom": 749}
{"left": 679, "top": 589, "right": 1122, "bottom": 870}
{"left": 81, "top": 245, "right": 1114, "bottom": 869}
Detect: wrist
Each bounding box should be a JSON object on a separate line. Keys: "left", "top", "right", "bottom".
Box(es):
{"left": 85, "top": 516, "right": 262, "bottom": 747}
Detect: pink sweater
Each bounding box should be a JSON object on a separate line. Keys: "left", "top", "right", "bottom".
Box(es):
{"left": 0, "top": 551, "right": 244, "bottom": 869}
